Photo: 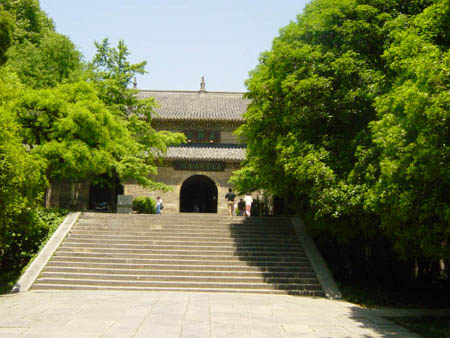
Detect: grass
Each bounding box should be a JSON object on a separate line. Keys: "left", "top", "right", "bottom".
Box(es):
{"left": 389, "top": 316, "right": 450, "bottom": 338}
{"left": 0, "top": 208, "right": 68, "bottom": 295}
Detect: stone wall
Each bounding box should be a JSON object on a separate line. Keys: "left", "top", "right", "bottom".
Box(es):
{"left": 45, "top": 179, "right": 90, "bottom": 210}
{"left": 124, "top": 164, "right": 241, "bottom": 214}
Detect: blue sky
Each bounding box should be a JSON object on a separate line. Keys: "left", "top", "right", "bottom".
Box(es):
{"left": 40, "top": 0, "right": 309, "bottom": 92}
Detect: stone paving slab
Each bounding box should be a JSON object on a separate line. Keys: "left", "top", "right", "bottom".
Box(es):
{"left": 0, "top": 290, "right": 424, "bottom": 337}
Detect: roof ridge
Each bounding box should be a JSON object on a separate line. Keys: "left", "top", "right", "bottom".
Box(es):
{"left": 139, "top": 89, "right": 246, "bottom": 95}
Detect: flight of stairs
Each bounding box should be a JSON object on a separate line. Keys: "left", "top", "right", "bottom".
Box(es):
{"left": 32, "top": 213, "right": 325, "bottom": 296}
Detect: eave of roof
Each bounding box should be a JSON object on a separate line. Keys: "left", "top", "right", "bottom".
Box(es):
{"left": 163, "top": 145, "right": 246, "bottom": 162}
{"left": 138, "top": 90, "right": 249, "bottom": 122}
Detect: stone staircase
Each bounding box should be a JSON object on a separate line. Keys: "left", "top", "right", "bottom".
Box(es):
{"left": 32, "top": 213, "right": 325, "bottom": 296}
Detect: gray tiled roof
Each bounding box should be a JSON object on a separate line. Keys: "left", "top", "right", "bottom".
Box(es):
{"left": 138, "top": 90, "right": 249, "bottom": 121}
{"left": 164, "top": 146, "right": 245, "bottom": 162}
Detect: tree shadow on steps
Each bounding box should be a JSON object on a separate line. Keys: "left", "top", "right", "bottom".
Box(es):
{"left": 228, "top": 217, "right": 325, "bottom": 297}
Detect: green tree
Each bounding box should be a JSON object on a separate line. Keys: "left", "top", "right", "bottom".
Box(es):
{"left": 233, "top": 0, "right": 449, "bottom": 265}
{"left": 88, "top": 38, "right": 185, "bottom": 185}
{"left": 365, "top": 2, "right": 450, "bottom": 260}
{"left": 6, "top": 32, "right": 82, "bottom": 88}
{"left": 1, "top": 0, "right": 54, "bottom": 45}
{"left": 0, "top": 7, "right": 14, "bottom": 65}
{"left": 88, "top": 38, "right": 147, "bottom": 113}
{"left": 10, "top": 81, "right": 178, "bottom": 190}
{"left": 0, "top": 66, "right": 47, "bottom": 269}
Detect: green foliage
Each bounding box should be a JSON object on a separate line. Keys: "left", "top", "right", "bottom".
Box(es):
{"left": 0, "top": 0, "right": 184, "bottom": 290}
{"left": 89, "top": 38, "right": 146, "bottom": 111}
{"left": 12, "top": 81, "right": 126, "bottom": 180}
{"left": 1, "top": 0, "right": 54, "bottom": 45}
{"left": 0, "top": 208, "right": 67, "bottom": 271}
{"left": 0, "top": 8, "right": 14, "bottom": 65}
{"left": 87, "top": 39, "right": 185, "bottom": 189}
{"left": 132, "top": 196, "right": 156, "bottom": 214}
{"left": 7, "top": 80, "right": 178, "bottom": 190}
{"left": 7, "top": 32, "right": 82, "bottom": 88}
{"left": 233, "top": 0, "right": 449, "bottom": 268}
{"left": 364, "top": 6, "right": 450, "bottom": 260}
{"left": 0, "top": 69, "right": 48, "bottom": 264}
{"left": 0, "top": 270, "right": 21, "bottom": 294}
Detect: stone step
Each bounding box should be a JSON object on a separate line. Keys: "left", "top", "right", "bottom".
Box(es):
{"left": 63, "top": 237, "right": 301, "bottom": 246}
{"left": 39, "top": 272, "right": 319, "bottom": 284}
{"left": 89, "top": 222, "right": 291, "bottom": 227}
{"left": 76, "top": 216, "right": 293, "bottom": 222}
{"left": 34, "top": 213, "right": 324, "bottom": 296}
{"left": 72, "top": 225, "right": 295, "bottom": 233}
{"left": 31, "top": 284, "right": 325, "bottom": 297}
{"left": 60, "top": 242, "right": 304, "bottom": 251}
{"left": 53, "top": 250, "right": 309, "bottom": 262}
{"left": 68, "top": 229, "right": 296, "bottom": 238}
{"left": 66, "top": 233, "right": 299, "bottom": 242}
{"left": 43, "top": 266, "right": 317, "bottom": 278}
{"left": 74, "top": 222, "right": 293, "bottom": 229}
{"left": 57, "top": 246, "right": 306, "bottom": 257}
{"left": 50, "top": 256, "right": 313, "bottom": 267}
{"left": 46, "top": 261, "right": 314, "bottom": 272}
{"left": 80, "top": 213, "right": 291, "bottom": 220}
{"left": 33, "top": 277, "right": 323, "bottom": 291}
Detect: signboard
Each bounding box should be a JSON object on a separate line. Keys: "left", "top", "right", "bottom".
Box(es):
{"left": 174, "top": 161, "right": 225, "bottom": 172}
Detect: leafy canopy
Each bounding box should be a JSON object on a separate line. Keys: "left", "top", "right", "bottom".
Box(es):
{"left": 233, "top": 0, "right": 449, "bottom": 261}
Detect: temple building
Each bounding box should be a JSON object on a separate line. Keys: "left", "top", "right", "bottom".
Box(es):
{"left": 124, "top": 77, "right": 249, "bottom": 214}
{"left": 45, "top": 78, "right": 250, "bottom": 214}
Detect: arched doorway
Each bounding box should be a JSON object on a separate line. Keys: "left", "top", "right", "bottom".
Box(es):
{"left": 89, "top": 174, "right": 123, "bottom": 212}
{"left": 180, "top": 175, "right": 218, "bottom": 213}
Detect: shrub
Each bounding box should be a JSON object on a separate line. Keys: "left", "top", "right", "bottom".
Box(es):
{"left": 132, "top": 196, "right": 156, "bottom": 214}
{"left": 0, "top": 208, "right": 68, "bottom": 271}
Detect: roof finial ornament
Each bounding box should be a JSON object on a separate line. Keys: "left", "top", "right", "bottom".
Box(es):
{"left": 133, "top": 77, "right": 137, "bottom": 89}
{"left": 199, "top": 76, "right": 206, "bottom": 93}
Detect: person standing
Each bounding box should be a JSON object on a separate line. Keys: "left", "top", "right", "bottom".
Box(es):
{"left": 225, "top": 188, "right": 236, "bottom": 216}
{"left": 238, "top": 198, "right": 245, "bottom": 216}
{"left": 244, "top": 193, "right": 253, "bottom": 217}
{"left": 156, "top": 196, "right": 163, "bottom": 215}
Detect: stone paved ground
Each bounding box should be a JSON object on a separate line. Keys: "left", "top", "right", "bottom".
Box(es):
{"left": 0, "top": 291, "right": 421, "bottom": 337}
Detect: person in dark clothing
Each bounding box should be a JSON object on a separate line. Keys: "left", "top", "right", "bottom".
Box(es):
{"left": 225, "top": 188, "right": 236, "bottom": 216}
{"left": 237, "top": 198, "right": 245, "bottom": 216}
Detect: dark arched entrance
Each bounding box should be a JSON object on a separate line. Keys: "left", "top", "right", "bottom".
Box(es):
{"left": 89, "top": 174, "right": 123, "bottom": 212}
{"left": 180, "top": 175, "right": 218, "bottom": 213}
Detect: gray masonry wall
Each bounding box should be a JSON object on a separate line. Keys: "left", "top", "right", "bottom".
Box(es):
{"left": 124, "top": 164, "right": 239, "bottom": 214}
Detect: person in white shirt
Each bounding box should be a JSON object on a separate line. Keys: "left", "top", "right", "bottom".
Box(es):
{"left": 156, "top": 197, "right": 163, "bottom": 214}
{"left": 244, "top": 193, "right": 253, "bottom": 217}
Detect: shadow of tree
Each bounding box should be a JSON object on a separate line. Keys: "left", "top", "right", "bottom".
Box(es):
{"left": 227, "top": 216, "right": 325, "bottom": 296}
{"left": 342, "top": 306, "right": 422, "bottom": 337}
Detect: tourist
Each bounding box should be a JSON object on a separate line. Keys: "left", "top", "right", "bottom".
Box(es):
{"left": 244, "top": 193, "right": 253, "bottom": 217}
{"left": 238, "top": 199, "right": 245, "bottom": 216}
{"left": 156, "top": 197, "right": 163, "bottom": 215}
{"left": 225, "top": 188, "right": 236, "bottom": 216}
